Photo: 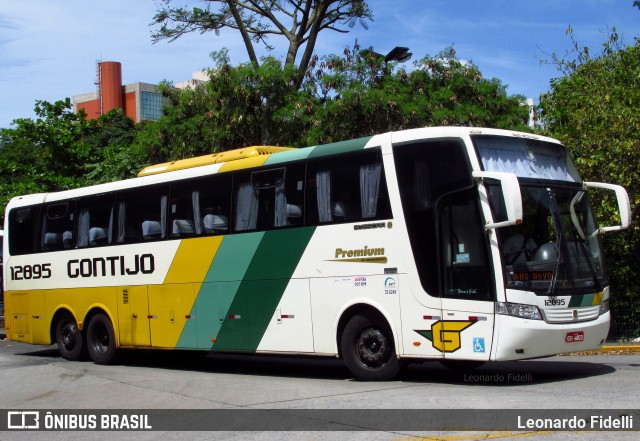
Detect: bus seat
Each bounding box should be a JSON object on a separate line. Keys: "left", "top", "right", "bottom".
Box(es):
{"left": 287, "top": 204, "right": 302, "bottom": 225}
{"left": 333, "top": 201, "right": 348, "bottom": 219}
{"left": 142, "top": 220, "right": 162, "bottom": 240}
{"left": 203, "top": 214, "right": 229, "bottom": 233}
{"left": 89, "top": 227, "right": 108, "bottom": 246}
{"left": 62, "top": 231, "right": 73, "bottom": 248}
{"left": 173, "top": 219, "right": 195, "bottom": 237}
{"left": 43, "top": 232, "right": 62, "bottom": 250}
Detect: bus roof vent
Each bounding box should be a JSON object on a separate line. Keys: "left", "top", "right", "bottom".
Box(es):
{"left": 137, "top": 146, "right": 295, "bottom": 177}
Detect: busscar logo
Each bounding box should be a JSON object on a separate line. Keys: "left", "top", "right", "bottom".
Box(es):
{"left": 8, "top": 411, "right": 40, "bottom": 429}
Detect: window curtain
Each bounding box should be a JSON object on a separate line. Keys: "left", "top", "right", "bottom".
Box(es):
{"left": 477, "top": 140, "right": 577, "bottom": 182}
{"left": 160, "top": 195, "right": 168, "bottom": 238}
{"left": 360, "top": 163, "right": 381, "bottom": 218}
{"left": 235, "top": 182, "right": 259, "bottom": 230}
{"left": 274, "top": 184, "right": 287, "bottom": 227}
{"left": 117, "top": 201, "right": 126, "bottom": 243}
{"left": 77, "top": 209, "right": 90, "bottom": 247}
{"left": 107, "top": 207, "right": 114, "bottom": 243}
{"left": 192, "top": 190, "right": 203, "bottom": 235}
{"left": 316, "top": 171, "right": 332, "bottom": 222}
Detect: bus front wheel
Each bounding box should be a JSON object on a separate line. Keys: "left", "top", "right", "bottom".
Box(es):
{"left": 86, "top": 313, "right": 118, "bottom": 365}
{"left": 55, "top": 315, "right": 85, "bottom": 361}
{"left": 341, "top": 313, "right": 400, "bottom": 381}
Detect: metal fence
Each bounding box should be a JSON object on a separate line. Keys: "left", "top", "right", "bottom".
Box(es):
{"left": 607, "top": 308, "right": 640, "bottom": 343}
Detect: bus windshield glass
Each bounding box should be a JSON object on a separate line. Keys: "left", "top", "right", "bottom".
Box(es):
{"left": 473, "top": 134, "right": 607, "bottom": 295}
{"left": 493, "top": 185, "right": 607, "bottom": 295}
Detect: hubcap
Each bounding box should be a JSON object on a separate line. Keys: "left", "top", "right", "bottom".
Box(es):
{"left": 93, "top": 325, "right": 109, "bottom": 354}
{"left": 355, "top": 328, "right": 389, "bottom": 367}
{"left": 61, "top": 323, "right": 77, "bottom": 350}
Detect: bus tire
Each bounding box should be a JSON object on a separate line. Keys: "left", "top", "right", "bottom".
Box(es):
{"left": 341, "top": 313, "right": 400, "bottom": 381}
{"left": 86, "top": 313, "right": 118, "bottom": 365}
{"left": 55, "top": 314, "right": 85, "bottom": 361}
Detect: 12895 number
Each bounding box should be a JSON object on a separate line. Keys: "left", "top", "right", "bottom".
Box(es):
{"left": 10, "top": 263, "right": 52, "bottom": 280}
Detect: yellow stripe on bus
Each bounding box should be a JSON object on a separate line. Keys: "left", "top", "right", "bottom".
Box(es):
{"left": 164, "top": 236, "right": 223, "bottom": 284}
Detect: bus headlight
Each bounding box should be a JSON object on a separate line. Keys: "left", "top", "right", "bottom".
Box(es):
{"left": 496, "top": 302, "right": 542, "bottom": 320}
{"left": 599, "top": 299, "right": 610, "bottom": 315}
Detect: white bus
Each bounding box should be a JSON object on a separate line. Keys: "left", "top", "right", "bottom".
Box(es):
{"left": 2, "top": 127, "right": 631, "bottom": 380}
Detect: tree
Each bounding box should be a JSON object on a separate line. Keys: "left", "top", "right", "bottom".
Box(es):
{"left": 0, "top": 103, "right": 141, "bottom": 216}
{"left": 538, "top": 32, "right": 640, "bottom": 319}
{"left": 302, "top": 44, "right": 530, "bottom": 144}
{"left": 151, "top": 0, "right": 373, "bottom": 87}
{"left": 0, "top": 99, "right": 90, "bottom": 209}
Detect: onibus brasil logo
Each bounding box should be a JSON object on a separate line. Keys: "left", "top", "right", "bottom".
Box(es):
{"left": 415, "top": 320, "right": 477, "bottom": 353}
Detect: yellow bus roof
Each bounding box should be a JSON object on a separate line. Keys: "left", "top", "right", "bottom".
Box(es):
{"left": 137, "top": 145, "right": 295, "bottom": 177}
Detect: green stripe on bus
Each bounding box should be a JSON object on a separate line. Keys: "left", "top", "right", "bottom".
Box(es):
{"left": 213, "top": 227, "right": 315, "bottom": 352}
{"left": 307, "top": 136, "right": 372, "bottom": 158}
{"left": 568, "top": 294, "right": 594, "bottom": 308}
{"left": 177, "top": 233, "right": 264, "bottom": 349}
{"left": 265, "top": 147, "right": 314, "bottom": 165}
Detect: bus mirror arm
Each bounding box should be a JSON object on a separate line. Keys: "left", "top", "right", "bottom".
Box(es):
{"left": 472, "top": 171, "right": 523, "bottom": 230}
{"left": 584, "top": 182, "right": 632, "bottom": 233}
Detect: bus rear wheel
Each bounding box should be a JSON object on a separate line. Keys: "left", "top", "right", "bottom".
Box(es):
{"left": 55, "top": 315, "right": 85, "bottom": 361}
{"left": 86, "top": 313, "right": 118, "bottom": 365}
{"left": 341, "top": 313, "right": 400, "bottom": 381}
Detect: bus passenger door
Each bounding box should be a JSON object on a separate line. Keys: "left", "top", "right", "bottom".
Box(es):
{"left": 438, "top": 189, "right": 495, "bottom": 360}
{"left": 117, "top": 286, "right": 150, "bottom": 347}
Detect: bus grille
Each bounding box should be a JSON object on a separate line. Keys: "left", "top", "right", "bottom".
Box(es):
{"left": 543, "top": 305, "right": 601, "bottom": 323}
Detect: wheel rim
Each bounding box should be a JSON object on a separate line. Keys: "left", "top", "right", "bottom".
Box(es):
{"left": 92, "top": 323, "right": 110, "bottom": 354}
{"left": 60, "top": 322, "right": 78, "bottom": 351}
{"left": 355, "top": 327, "right": 390, "bottom": 368}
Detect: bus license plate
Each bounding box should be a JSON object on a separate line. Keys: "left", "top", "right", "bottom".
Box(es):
{"left": 565, "top": 331, "right": 584, "bottom": 343}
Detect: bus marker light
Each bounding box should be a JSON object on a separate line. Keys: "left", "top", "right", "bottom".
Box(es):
{"left": 468, "top": 316, "right": 487, "bottom": 321}
{"left": 228, "top": 314, "right": 241, "bottom": 319}
{"left": 147, "top": 315, "right": 157, "bottom": 319}
{"left": 423, "top": 315, "right": 441, "bottom": 320}
{"left": 185, "top": 315, "right": 192, "bottom": 319}
{"left": 211, "top": 338, "right": 217, "bottom": 342}
{"left": 413, "top": 342, "right": 421, "bottom": 347}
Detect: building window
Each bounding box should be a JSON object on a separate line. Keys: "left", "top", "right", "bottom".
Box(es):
{"left": 140, "top": 91, "right": 163, "bottom": 120}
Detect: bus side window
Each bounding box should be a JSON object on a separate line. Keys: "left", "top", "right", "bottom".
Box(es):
{"left": 76, "top": 194, "right": 115, "bottom": 247}
{"left": 306, "top": 150, "right": 390, "bottom": 225}
{"left": 41, "top": 203, "right": 74, "bottom": 251}
{"left": 8, "top": 206, "right": 40, "bottom": 255}
{"left": 234, "top": 167, "right": 301, "bottom": 232}
{"left": 195, "top": 175, "right": 231, "bottom": 236}
{"left": 116, "top": 186, "right": 168, "bottom": 243}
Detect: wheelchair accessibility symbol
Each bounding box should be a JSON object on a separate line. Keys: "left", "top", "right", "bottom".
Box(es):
{"left": 473, "top": 338, "right": 485, "bottom": 353}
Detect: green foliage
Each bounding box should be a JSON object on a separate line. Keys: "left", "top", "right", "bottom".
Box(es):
{"left": 538, "top": 34, "right": 640, "bottom": 313}
{"left": 0, "top": 103, "right": 143, "bottom": 219}
{"left": 301, "top": 45, "right": 529, "bottom": 144}
{"left": 0, "top": 99, "right": 90, "bottom": 211}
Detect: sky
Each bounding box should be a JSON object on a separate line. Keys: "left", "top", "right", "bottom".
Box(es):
{"left": 0, "top": 0, "right": 639, "bottom": 129}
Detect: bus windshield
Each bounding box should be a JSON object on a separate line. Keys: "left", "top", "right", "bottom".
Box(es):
{"left": 473, "top": 134, "right": 607, "bottom": 295}
{"left": 490, "top": 184, "right": 607, "bottom": 295}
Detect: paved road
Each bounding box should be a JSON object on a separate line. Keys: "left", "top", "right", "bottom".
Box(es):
{"left": 0, "top": 340, "right": 638, "bottom": 440}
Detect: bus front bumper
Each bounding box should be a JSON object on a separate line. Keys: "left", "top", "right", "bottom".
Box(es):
{"left": 492, "top": 312, "right": 610, "bottom": 360}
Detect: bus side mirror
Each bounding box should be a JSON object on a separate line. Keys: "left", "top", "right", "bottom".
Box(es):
{"left": 472, "top": 171, "right": 523, "bottom": 230}
{"left": 584, "top": 182, "right": 631, "bottom": 233}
